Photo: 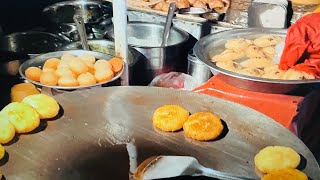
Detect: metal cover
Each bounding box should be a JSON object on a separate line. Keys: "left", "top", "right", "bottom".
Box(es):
{"left": 1, "top": 87, "right": 319, "bottom": 179}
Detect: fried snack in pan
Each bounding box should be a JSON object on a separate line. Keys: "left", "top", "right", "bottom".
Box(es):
{"left": 240, "top": 57, "right": 274, "bottom": 69}
{"left": 183, "top": 112, "right": 223, "bottom": 141}
{"left": 225, "top": 38, "right": 252, "bottom": 52}
{"left": 236, "top": 68, "right": 264, "bottom": 77}
{"left": 254, "top": 146, "right": 301, "bottom": 174}
{"left": 262, "top": 169, "right": 308, "bottom": 180}
{"left": 216, "top": 61, "right": 241, "bottom": 72}
{"left": 262, "top": 46, "right": 275, "bottom": 56}
{"left": 153, "top": 105, "right": 190, "bottom": 132}
{"left": 211, "top": 49, "right": 245, "bottom": 62}
{"left": 245, "top": 45, "right": 266, "bottom": 59}
{"left": 282, "top": 69, "right": 315, "bottom": 80}
{"left": 1, "top": 102, "right": 40, "bottom": 133}
{"left": 262, "top": 69, "right": 285, "bottom": 79}
{"left": 253, "top": 35, "right": 282, "bottom": 48}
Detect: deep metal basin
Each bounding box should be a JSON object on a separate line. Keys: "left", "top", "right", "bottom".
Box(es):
{"left": 194, "top": 28, "right": 320, "bottom": 94}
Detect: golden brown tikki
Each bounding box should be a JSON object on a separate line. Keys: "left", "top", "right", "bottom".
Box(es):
{"left": 261, "top": 169, "right": 308, "bottom": 180}
{"left": 0, "top": 113, "right": 16, "bottom": 144}
{"left": 22, "top": 94, "right": 60, "bottom": 119}
{"left": 183, "top": 112, "right": 223, "bottom": 141}
{"left": 10, "top": 83, "right": 40, "bottom": 102}
{"left": 153, "top": 105, "right": 190, "bottom": 132}
{"left": 254, "top": 146, "right": 301, "bottom": 174}
{"left": 1, "top": 102, "right": 40, "bottom": 133}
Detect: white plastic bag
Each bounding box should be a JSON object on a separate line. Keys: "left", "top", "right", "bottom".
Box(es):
{"left": 148, "top": 72, "right": 201, "bottom": 91}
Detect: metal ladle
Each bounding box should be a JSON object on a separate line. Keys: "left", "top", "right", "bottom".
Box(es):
{"left": 73, "top": 14, "right": 90, "bottom": 51}
{"left": 161, "top": 3, "right": 177, "bottom": 47}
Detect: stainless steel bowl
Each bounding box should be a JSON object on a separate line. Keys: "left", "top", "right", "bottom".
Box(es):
{"left": 43, "top": 0, "right": 112, "bottom": 41}
{"left": 194, "top": 28, "right": 320, "bottom": 94}
{"left": 106, "top": 21, "right": 189, "bottom": 84}
{"left": 0, "top": 32, "right": 69, "bottom": 57}
{"left": 19, "top": 50, "right": 123, "bottom": 90}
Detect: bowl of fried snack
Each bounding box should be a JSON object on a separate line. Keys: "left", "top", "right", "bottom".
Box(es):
{"left": 19, "top": 50, "right": 124, "bottom": 90}
{"left": 194, "top": 28, "right": 320, "bottom": 93}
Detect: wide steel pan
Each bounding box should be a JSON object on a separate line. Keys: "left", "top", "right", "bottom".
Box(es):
{"left": 193, "top": 28, "right": 320, "bottom": 94}
{"left": 1, "top": 87, "right": 319, "bottom": 179}
{"left": 19, "top": 50, "right": 123, "bottom": 90}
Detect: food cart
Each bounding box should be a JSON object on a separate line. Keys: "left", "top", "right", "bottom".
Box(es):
{"left": 0, "top": 0, "right": 320, "bottom": 179}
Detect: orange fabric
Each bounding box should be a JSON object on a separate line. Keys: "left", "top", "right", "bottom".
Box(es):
{"left": 279, "top": 13, "right": 320, "bottom": 77}
{"left": 193, "top": 75, "right": 303, "bottom": 131}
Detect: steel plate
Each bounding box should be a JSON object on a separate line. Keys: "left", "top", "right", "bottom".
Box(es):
{"left": 19, "top": 50, "right": 123, "bottom": 90}
{"left": 1, "top": 87, "right": 319, "bottom": 179}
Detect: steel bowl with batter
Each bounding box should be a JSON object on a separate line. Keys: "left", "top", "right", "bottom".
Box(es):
{"left": 193, "top": 28, "right": 320, "bottom": 94}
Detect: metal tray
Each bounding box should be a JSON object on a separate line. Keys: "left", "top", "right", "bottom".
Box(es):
{"left": 19, "top": 50, "right": 123, "bottom": 90}
{"left": 193, "top": 28, "right": 320, "bottom": 94}
{"left": 1, "top": 87, "right": 319, "bottom": 179}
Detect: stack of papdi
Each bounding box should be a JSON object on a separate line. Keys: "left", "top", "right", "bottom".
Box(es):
{"left": 25, "top": 54, "right": 123, "bottom": 87}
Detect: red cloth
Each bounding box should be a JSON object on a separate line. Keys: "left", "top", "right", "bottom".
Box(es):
{"left": 193, "top": 75, "right": 303, "bottom": 132}
{"left": 279, "top": 13, "right": 320, "bottom": 77}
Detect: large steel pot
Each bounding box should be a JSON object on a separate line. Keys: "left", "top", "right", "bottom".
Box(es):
{"left": 194, "top": 28, "right": 320, "bottom": 94}
{"left": 42, "top": 0, "right": 113, "bottom": 41}
{"left": 106, "top": 21, "right": 190, "bottom": 85}
{"left": 0, "top": 31, "right": 69, "bottom": 58}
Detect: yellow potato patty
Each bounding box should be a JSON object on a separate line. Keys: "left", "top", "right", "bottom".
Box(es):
{"left": 0, "top": 113, "right": 16, "bottom": 144}
{"left": 23, "top": 94, "right": 60, "bottom": 119}
{"left": 1, "top": 102, "right": 40, "bottom": 133}
{"left": 183, "top": 112, "right": 223, "bottom": 141}
{"left": 262, "top": 169, "right": 308, "bottom": 180}
{"left": 254, "top": 146, "right": 301, "bottom": 174}
{"left": 153, "top": 105, "right": 189, "bottom": 132}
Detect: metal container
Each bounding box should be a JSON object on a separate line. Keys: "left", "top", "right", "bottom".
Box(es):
{"left": 187, "top": 50, "right": 212, "bottom": 84}
{"left": 106, "top": 21, "right": 189, "bottom": 84}
{"left": 19, "top": 50, "right": 123, "bottom": 90}
{"left": 42, "top": 0, "right": 113, "bottom": 41}
{"left": 193, "top": 28, "right": 320, "bottom": 94}
{"left": 0, "top": 32, "right": 69, "bottom": 57}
